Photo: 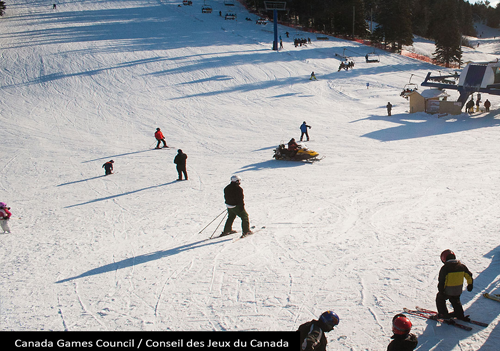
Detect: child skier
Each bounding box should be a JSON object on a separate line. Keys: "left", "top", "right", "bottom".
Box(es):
{"left": 0, "top": 202, "right": 12, "bottom": 233}
{"left": 154, "top": 128, "right": 168, "bottom": 149}
{"left": 387, "top": 314, "right": 418, "bottom": 351}
{"left": 298, "top": 311, "right": 339, "bottom": 351}
{"left": 102, "top": 160, "right": 114, "bottom": 175}
{"left": 436, "top": 249, "right": 473, "bottom": 321}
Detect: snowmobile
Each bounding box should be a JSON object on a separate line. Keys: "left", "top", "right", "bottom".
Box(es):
{"left": 273, "top": 143, "right": 321, "bottom": 162}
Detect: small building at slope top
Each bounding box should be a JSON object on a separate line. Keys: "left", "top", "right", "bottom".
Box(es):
{"left": 406, "top": 89, "right": 462, "bottom": 115}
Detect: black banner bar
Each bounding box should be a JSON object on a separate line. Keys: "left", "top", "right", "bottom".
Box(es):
{"left": 2, "top": 331, "right": 299, "bottom": 350}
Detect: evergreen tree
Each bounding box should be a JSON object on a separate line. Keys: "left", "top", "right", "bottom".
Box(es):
{"left": 375, "top": 0, "right": 413, "bottom": 51}
{"left": 0, "top": 1, "right": 6, "bottom": 16}
{"left": 433, "top": 0, "right": 462, "bottom": 67}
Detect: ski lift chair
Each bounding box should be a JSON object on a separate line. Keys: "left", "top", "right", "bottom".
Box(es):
{"left": 365, "top": 53, "right": 380, "bottom": 63}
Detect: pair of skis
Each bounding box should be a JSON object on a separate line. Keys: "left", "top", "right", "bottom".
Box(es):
{"left": 404, "top": 307, "right": 488, "bottom": 331}
{"left": 483, "top": 292, "right": 500, "bottom": 303}
{"left": 211, "top": 226, "right": 265, "bottom": 241}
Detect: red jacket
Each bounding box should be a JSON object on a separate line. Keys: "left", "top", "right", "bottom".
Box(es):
{"left": 155, "top": 130, "right": 165, "bottom": 140}
{"left": 0, "top": 208, "right": 11, "bottom": 219}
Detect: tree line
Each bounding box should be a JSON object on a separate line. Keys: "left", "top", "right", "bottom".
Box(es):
{"left": 246, "top": 0, "right": 500, "bottom": 67}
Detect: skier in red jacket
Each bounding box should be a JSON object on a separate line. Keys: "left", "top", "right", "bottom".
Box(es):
{"left": 0, "top": 202, "right": 12, "bottom": 233}
{"left": 154, "top": 128, "right": 168, "bottom": 149}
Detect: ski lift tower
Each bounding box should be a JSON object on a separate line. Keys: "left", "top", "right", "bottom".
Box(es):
{"left": 264, "top": 1, "right": 286, "bottom": 51}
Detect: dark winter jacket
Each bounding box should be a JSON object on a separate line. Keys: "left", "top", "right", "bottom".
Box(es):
{"left": 288, "top": 139, "right": 299, "bottom": 151}
{"left": 102, "top": 162, "right": 113, "bottom": 172}
{"left": 174, "top": 152, "right": 187, "bottom": 169}
{"left": 438, "top": 259, "right": 473, "bottom": 296}
{"left": 300, "top": 123, "right": 311, "bottom": 133}
{"left": 387, "top": 333, "right": 418, "bottom": 351}
{"left": 224, "top": 182, "right": 244, "bottom": 207}
{"left": 298, "top": 320, "right": 329, "bottom": 351}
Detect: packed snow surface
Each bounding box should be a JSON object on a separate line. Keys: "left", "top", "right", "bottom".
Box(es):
{"left": 1, "top": 0, "right": 500, "bottom": 350}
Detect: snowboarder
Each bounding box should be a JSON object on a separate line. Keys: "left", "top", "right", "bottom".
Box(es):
{"left": 222, "top": 175, "right": 251, "bottom": 237}
{"left": 154, "top": 128, "right": 168, "bottom": 149}
{"left": 52, "top": 3, "right": 56, "bottom": 10}
{"left": 102, "top": 160, "right": 114, "bottom": 175}
{"left": 0, "top": 202, "right": 12, "bottom": 233}
{"left": 466, "top": 99, "right": 475, "bottom": 114}
{"left": 298, "top": 311, "right": 339, "bottom": 351}
{"left": 435, "top": 249, "right": 473, "bottom": 321}
{"left": 309, "top": 72, "right": 317, "bottom": 80}
{"left": 174, "top": 149, "right": 188, "bottom": 181}
{"left": 484, "top": 99, "right": 491, "bottom": 112}
{"left": 387, "top": 314, "right": 418, "bottom": 351}
{"left": 387, "top": 102, "right": 393, "bottom": 116}
{"left": 300, "top": 121, "right": 311, "bottom": 142}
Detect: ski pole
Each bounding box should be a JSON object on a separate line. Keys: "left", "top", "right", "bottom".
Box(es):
{"left": 198, "top": 209, "right": 226, "bottom": 234}
{"left": 209, "top": 212, "right": 228, "bottom": 239}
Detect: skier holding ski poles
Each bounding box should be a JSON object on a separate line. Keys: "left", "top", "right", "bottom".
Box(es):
{"left": 435, "top": 249, "right": 473, "bottom": 321}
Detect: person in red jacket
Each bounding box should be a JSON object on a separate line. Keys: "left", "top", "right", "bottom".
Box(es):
{"left": 288, "top": 138, "right": 299, "bottom": 158}
{"left": 154, "top": 128, "right": 168, "bottom": 149}
{"left": 0, "top": 202, "right": 12, "bottom": 233}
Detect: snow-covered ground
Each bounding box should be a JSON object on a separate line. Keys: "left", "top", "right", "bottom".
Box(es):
{"left": 1, "top": 0, "right": 500, "bottom": 349}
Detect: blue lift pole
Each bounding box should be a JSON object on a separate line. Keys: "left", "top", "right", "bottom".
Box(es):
{"left": 273, "top": 9, "right": 278, "bottom": 50}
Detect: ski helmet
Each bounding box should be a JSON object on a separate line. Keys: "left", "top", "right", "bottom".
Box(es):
{"left": 0, "top": 202, "right": 6, "bottom": 208}
{"left": 440, "top": 249, "right": 455, "bottom": 263}
{"left": 319, "top": 311, "right": 340, "bottom": 330}
{"left": 156, "top": 128, "right": 160, "bottom": 131}
{"left": 230, "top": 175, "right": 241, "bottom": 183}
{"left": 110, "top": 160, "right": 114, "bottom": 163}
{"left": 392, "top": 315, "right": 412, "bottom": 335}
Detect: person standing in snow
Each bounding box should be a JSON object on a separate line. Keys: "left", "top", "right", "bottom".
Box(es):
{"left": 102, "top": 160, "right": 114, "bottom": 175}
{"left": 0, "top": 202, "right": 12, "bottom": 233}
{"left": 310, "top": 72, "right": 317, "bottom": 80}
{"left": 484, "top": 99, "right": 491, "bottom": 112}
{"left": 435, "top": 249, "right": 473, "bottom": 321}
{"left": 154, "top": 128, "right": 168, "bottom": 149}
{"left": 387, "top": 102, "right": 393, "bottom": 116}
{"left": 387, "top": 314, "right": 418, "bottom": 351}
{"left": 222, "top": 175, "right": 251, "bottom": 237}
{"left": 288, "top": 138, "right": 299, "bottom": 158}
{"left": 300, "top": 121, "right": 311, "bottom": 142}
{"left": 174, "top": 149, "right": 188, "bottom": 181}
{"left": 298, "top": 311, "right": 339, "bottom": 351}
{"left": 466, "top": 99, "right": 475, "bottom": 114}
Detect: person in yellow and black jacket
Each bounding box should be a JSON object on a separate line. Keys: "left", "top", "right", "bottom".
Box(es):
{"left": 436, "top": 249, "right": 473, "bottom": 321}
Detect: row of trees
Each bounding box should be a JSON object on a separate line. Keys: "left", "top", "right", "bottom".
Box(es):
{"left": 246, "top": 0, "right": 500, "bottom": 67}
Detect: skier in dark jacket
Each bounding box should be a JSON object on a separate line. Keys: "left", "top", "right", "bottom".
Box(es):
{"left": 222, "top": 175, "right": 251, "bottom": 237}
{"left": 466, "top": 99, "right": 475, "bottom": 114}
{"left": 387, "top": 102, "right": 393, "bottom": 116}
{"left": 102, "top": 160, "right": 114, "bottom": 175}
{"left": 436, "top": 249, "right": 473, "bottom": 321}
{"left": 300, "top": 121, "right": 311, "bottom": 141}
{"left": 387, "top": 314, "right": 418, "bottom": 351}
{"left": 484, "top": 99, "right": 491, "bottom": 112}
{"left": 298, "top": 311, "right": 339, "bottom": 351}
{"left": 174, "top": 149, "right": 188, "bottom": 180}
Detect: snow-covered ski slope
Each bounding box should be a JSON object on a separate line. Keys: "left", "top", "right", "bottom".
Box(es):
{"left": 1, "top": 0, "right": 500, "bottom": 349}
